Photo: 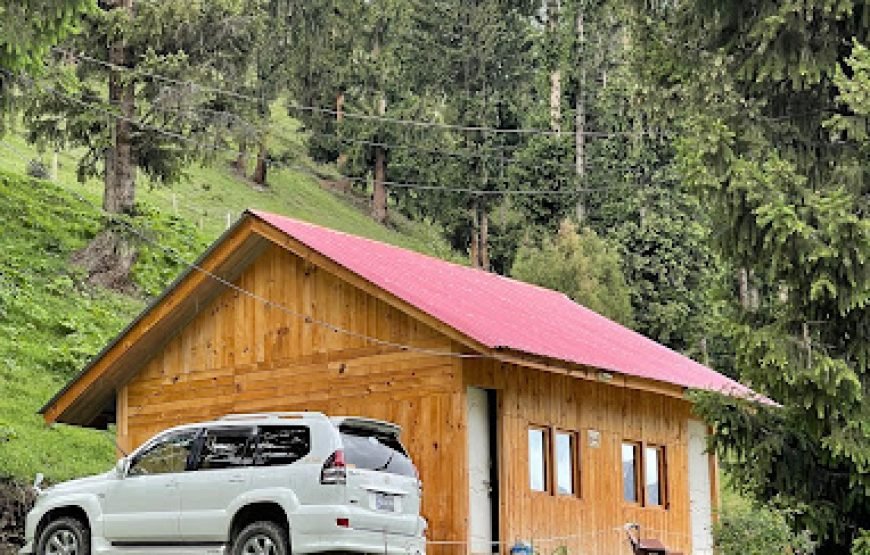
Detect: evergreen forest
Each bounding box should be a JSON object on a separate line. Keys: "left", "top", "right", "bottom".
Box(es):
{"left": 0, "top": 1, "right": 867, "bottom": 553}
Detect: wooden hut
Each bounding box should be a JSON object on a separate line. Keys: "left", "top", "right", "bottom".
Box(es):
{"left": 42, "top": 210, "right": 758, "bottom": 555}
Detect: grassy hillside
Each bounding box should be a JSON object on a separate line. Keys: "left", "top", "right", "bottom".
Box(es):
{"left": 0, "top": 112, "right": 456, "bottom": 263}
{"left": 0, "top": 171, "right": 146, "bottom": 482}
{"left": 0, "top": 117, "right": 457, "bottom": 483}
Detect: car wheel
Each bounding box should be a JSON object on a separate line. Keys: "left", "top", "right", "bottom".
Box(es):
{"left": 36, "top": 517, "right": 90, "bottom": 555}
{"left": 231, "top": 521, "right": 289, "bottom": 555}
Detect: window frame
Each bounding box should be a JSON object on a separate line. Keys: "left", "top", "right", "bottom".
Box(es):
{"left": 252, "top": 424, "right": 312, "bottom": 467}
{"left": 191, "top": 426, "right": 257, "bottom": 471}
{"left": 621, "top": 440, "right": 668, "bottom": 509}
{"left": 553, "top": 429, "right": 580, "bottom": 499}
{"left": 621, "top": 441, "right": 642, "bottom": 504}
{"left": 643, "top": 444, "right": 668, "bottom": 508}
{"left": 128, "top": 428, "right": 201, "bottom": 476}
{"left": 528, "top": 425, "right": 551, "bottom": 494}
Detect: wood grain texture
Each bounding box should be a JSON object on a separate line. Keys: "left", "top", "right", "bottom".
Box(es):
{"left": 465, "top": 358, "right": 696, "bottom": 555}
{"left": 124, "top": 243, "right": 467, "bottom": 547}
{"left": 119, "top": 240, "right": 710, "bottom": 555}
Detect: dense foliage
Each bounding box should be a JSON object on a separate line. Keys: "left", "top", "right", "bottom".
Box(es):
{"left": 0, "top": 0, "right": 93, "bottom": 72}
{"left": 2, "top": 3, "right": 867, "bottom": 551}
{"left": 714, "top": 495, "right": 817, "bottom": 555}
{"left": 510, "top": 220, "right": 633, "bottom": 325}
{"left": 634, "top": 2, "right": 869, "bottom": 551}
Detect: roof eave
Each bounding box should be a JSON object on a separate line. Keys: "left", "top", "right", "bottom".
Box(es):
{"left": 41, "top": 211, "right": 264, "bottom": 426}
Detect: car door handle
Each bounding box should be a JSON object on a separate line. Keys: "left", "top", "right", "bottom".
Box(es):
{"left": 228, "top": 477, "right": 245, "bottom": 483}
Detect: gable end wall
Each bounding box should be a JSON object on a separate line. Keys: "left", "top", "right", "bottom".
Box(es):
{"left": 120, "top": 243, "right": 467, "bottom": 545}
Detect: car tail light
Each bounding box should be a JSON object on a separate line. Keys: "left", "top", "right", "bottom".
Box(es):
{"left": 336, "top": 518, "right": 350, "bottom": 528}
{"left": 321, "top": 449, "right": 346, "bottom": 484}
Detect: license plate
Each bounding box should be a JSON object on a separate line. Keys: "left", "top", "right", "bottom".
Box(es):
{"left": 375, "top": 492, "right": 395, "bottom": 512}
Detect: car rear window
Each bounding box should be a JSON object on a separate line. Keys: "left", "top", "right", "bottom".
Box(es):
{"left": 255, "top": 425, "right": 311, "bottom": 466}
{"left": 340, "top": 427, "right": 416, "bottom": 477}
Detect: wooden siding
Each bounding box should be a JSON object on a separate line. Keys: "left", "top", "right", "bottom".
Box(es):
{"left": 465, "top": 359, "right": 695, "bottom": 555}
{"left": 118, "top": 240, "right": 703, "bottom": 555}
{"left": 120, "top": 243, "right": 467, "bottom": 546}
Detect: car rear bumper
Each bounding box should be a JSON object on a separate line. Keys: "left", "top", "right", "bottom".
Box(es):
{"left": 293, "top": 528, "right": 425, "bottom": 555}
{"left": 291, "top": 506, "right": 426, "bottom": 555}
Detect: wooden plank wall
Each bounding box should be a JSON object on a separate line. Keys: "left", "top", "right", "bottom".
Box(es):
{"left": 465, "top": 359, "right": 695, "bottom": 555}
{"left": 120, "top": 243, "right": 467, "bottom": 546}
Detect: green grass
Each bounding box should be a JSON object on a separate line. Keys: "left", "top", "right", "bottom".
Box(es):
{"left": 0, "top": 111, "right": 456, "bottom": 259}
{"left": 0, "top": 110, "right": 459, "bottom": 483}
{"left": 0, "top": 171, "right": 137, "bottom": 482}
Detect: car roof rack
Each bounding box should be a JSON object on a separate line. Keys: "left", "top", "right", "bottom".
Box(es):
{"left": 218, "top": 412, "right": 326, "bottom": 421}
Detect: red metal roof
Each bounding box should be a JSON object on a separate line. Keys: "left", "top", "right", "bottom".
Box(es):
{"left": 253, "top": 210, "right": 757, "bottom": 397}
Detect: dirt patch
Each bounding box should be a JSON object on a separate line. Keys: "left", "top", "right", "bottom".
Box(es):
{"left": 70, "top": 227, "right": 138, "bottom": 294}
{"left": 0, "top": 478, "right": 33, "bottom": 554}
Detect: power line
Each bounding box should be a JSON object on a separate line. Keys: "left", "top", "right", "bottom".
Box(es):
{"left": 142, "top": 90, "right": 651, "bottom": 177}
{"left": 13, "top": 72, "right": 640, "bottom": 197}
{"left": 0, "top": 140, "right": 486, "bottom": 359}
{"left": 56, "top": 48, "right": 667, "bottom": 139}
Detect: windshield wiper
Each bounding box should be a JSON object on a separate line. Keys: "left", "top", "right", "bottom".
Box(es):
{"left": 374, "top": 452, "right": 394, "bottom": 472}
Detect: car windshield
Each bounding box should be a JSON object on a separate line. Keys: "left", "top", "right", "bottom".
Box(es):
{"left": 340, "top": 426, "right": 416, "bottom": 477}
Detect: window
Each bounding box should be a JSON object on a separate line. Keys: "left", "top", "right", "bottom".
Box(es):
{"left": 622, "top": 442, "right": 640, "bottom": 503}
{"left": 555, "top": 431, "right": 577, "bottom": 496}
{"left": 340, "top": 427, "right": 416, "bottom": 477}
{"left": 195, "top": 427, "right": 255, "bottom": 470}
{"left": 644, "top": 445, "right": 666, "bottom": 507}
{"left": 528, "top": 427, "right": 549, "bottom": 492}
{"left": 254, "top": 426, "right": 311, "bottom": 466}
{"left": 129, "top": 430, "right": 198, "bottom": 475}
{"left": 622, "top": 441, "right": 668, "bottom": 507}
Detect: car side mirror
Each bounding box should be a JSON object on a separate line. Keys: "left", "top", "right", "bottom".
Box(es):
{"left": 115, "top": 457, "right": 128, "bottom": 478}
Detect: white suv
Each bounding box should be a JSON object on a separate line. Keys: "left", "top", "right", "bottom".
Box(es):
{"left": 20, "top": 412, "right": 426, "bottom": 555}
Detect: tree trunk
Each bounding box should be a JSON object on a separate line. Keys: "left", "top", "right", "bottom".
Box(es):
{"left": 372, "top": 145, "right": 387, "bottom": 223}
{"left": 336, "top": 91, "right": 348, "bottom": 168}
{"left": 251, "top": 140, "right": 268, "bottom": 186}
{"left": 550, "top": 70, "right": 561, "bottom": 132}
{"left": 548, "top": 0, "right": 562, "bottom": 132}
{"left": 480, "top": 206, "right": 490, "bottom": 271}
{"left": 232, "top": 142, "right": 247, "bottom": 174}
{"left": 371, "top": 94, "right": 388, "bottom": 223}
{"left": 470, "top": 205, "right": 480, "bottom": 269}
{"left": 104, "top": 6, "right": 135, "bottom": 216}
{"left": 74, "top": 0, "right": 138, "bottom": 292}
{"left": 574, "top": 6, "right": 586, "bottom": 222}
{"left": 737, "top": 267, "right": 750, "bottom": 310}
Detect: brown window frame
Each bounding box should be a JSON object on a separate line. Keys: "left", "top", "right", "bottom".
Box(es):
{"left": 528, "top": 425, "right": 551, "bottom": 494}
{"left": 553, "top": 429, "right": 581, "bottom": 499}
{"left": 643, "top": 444, "right": 668, "bottom": 508}
{"left": 621, "top": 441, "right": 642, "bottom": 504}
{"left": 622, "top": 441, "right": 669, "bottom": 508}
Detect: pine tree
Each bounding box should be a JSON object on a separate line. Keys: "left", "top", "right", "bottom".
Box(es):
{"left": 633, "top": 2, "right": 869, "bottom": 551}
{"left": 23, "top": 0, "right": 259, "bottom": 289}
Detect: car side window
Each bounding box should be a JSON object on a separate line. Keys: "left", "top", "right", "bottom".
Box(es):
{"left": 254, "top": 425, "right": 311, "bottom": 466}
{"left": 128, "top": 429, "right": 199, "bottom": 476}
{"left": 194, "top": 427, "right": 255, "bottom": 470}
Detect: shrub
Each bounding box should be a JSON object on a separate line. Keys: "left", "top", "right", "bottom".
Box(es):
{"left": 25, "top": 159, "right": 49, "bottom": 179}
{"left": 714, "top": 501, "right": 816, "bottom": 555}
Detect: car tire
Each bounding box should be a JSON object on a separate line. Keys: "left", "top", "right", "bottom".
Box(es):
{"left": 36, "top": 516, "right": 90, "bottom": 555}
{"left": 231, "top": 520, "right": 289, "bottom": 555}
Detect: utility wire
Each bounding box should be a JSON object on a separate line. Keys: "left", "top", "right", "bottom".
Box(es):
{"left": 55, "top": 48, "right": 667, "bottom": 139}
{"left": 0, "top": 136, "right": 487, "bottom": 359}
{"left": 141, "top": 94, "right": 651, "bottom": 177}
{"left": 13, "top": 72, "right": 639, "bottom": 197}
